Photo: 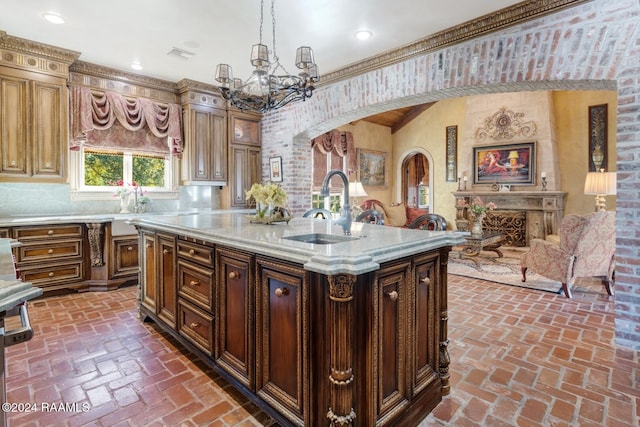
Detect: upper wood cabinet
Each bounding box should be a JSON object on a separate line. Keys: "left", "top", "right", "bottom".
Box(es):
{"left": 182, "top": 104, "right": 227, "bottom": 184}
{"left": 0, "top": 66, "right": 68, "bottom": 182}
{"left": 227, "top": 110, "right": 262, "bottom": 209}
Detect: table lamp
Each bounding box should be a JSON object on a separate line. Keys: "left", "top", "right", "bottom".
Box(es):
{"left": 349, "top": 181, "right": 368, "bottom": 216}
{"left": 584, "top": 169, "right": 616, "bottom": 211}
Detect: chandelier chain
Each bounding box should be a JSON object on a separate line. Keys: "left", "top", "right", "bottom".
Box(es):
{"left": 259, "top": 0, "right": 264, "bottom": 45}
{"left": 271, "top": 0, "right": 279, "bottom": 64}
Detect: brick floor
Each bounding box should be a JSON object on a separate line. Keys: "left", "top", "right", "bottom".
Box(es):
{"left": 5, "top": 275, "right": 638, "bottom": 426}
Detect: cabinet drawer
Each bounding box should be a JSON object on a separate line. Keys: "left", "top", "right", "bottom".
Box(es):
{"left": 178, "top": 299, "right": 213, "bottom": 355}
{"left": 177, "top": 240, "right": 214, "bottom": 267}
{"left": 17, "top": 239, "right": 82, "bottom": 262}
{"left": 110, "top": 237, "right": 139, "bottom": 279}
{"left": 13, "top": 224, "right": 84, "bottom": 241}
{"left": 19, "top": 260, "right": 83, "bottom": 287}
{"left": 177, "top": 260, "right": 214, "bottom": 311}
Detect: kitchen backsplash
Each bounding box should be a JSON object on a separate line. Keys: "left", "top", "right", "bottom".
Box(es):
{"left": 0, "top": 183, "right": 221, "bottom": 217}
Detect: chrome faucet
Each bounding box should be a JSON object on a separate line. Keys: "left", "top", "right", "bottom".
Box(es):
{"left": 320, "top": 169, "right": 352, "bottom": 235}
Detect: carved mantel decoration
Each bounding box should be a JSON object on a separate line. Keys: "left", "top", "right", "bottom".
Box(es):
{"left": 474, "top": 107, "right": 537, "bottom": 141}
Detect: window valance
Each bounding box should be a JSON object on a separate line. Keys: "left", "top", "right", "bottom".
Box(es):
{"left": 311, "top": 130, "right": 353, "bottom": 157}
{"left": 69, "top": 85, "right": 183, "bottom": 156}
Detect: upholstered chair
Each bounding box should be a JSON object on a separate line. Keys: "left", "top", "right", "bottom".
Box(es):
{"left": 520, "top": 211, "right": 616, "bottom": 298}
{"left": 355, "top": 209, "right": 385, "bottom": 225}
{"left": 407, "top": 214, "right": 447, "bottom": 231}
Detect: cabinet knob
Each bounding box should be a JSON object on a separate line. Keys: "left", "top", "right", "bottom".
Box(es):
{"left": 190, "top": 322, "right": 200, "bottom": 329}
{"left": 420, "top": 277, "right": 431, "bottom": 285}
{"left": 163, "top": 248, "right": 171, "bottom": 254}
{"left": 47, "top": 230, "right": 54, "bottom": 236}
{"left": 127, "top": 246, "right": 134, "bottom": 251}
{"left": 189, "top": 249, "right": 196, "bottom": 255}
{"left": 47, "top": 249, "right": 54, "bottom": 254}
{"left": 189, "top": 280, "right": 200, "bottom": 287}
{"left": 275, "top": 287, "right": 289, "bottom": 297}
{"left": 228, "top": 271, "right": 240, "bottom": 279}
{"left": 48, "top": 272, "right": 55, "bottom": 277}
{"left": 387, "top": 290, "right": 399, "bottom": 301}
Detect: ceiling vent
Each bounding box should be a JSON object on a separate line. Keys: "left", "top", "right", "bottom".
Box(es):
{"left": 167, "top": 47, "right": 195, "bottom": 60}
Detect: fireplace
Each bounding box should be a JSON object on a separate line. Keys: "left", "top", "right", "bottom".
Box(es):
{"left": 453, "top": 191, "right": 566, "bottom": 246}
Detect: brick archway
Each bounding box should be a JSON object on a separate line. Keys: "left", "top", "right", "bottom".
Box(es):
{"left": 262, "top": 0, "right": 640, "bottom": 347}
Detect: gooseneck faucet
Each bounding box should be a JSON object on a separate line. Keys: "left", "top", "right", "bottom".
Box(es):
{"left": 320, "top": 169, "right": 352, "bottom": 235}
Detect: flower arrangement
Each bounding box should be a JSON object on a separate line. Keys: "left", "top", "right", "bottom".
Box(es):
{"left": 111, "top": 180, "right": 137, "bottom": 198}
{"left": 245, "top": 182, "right": 288, "bottom": 218}
{"left": 459, "top": 196, "right": 497, "bottom": 218}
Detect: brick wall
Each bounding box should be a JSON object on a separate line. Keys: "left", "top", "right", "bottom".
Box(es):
{"left": 261, "top": 0, "right": 640, "bottom": 348}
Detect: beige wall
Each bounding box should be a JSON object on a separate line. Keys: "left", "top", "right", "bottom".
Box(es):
{"left": 553, "top": 91, "right": 618, "bottom": 214}
{"left": 338, "top": 121, "right": 393, "bottom": 205}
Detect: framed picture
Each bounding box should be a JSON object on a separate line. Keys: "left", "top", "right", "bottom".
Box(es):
{"left": 269, "top": 156, "right": 283, "bottom": 182}
{"left": 588, "top": 104, "right": 607, "bottom": 172}
{"left": 446, "top": 125, "right": 458, "bottom": 182}
{"left": 473, "top": 142, "right": 536, "bottom": 185}
{"left": 357, "top": 148, "right": 388, "bottom": 188}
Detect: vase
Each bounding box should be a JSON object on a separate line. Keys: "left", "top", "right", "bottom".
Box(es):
{"left": 471, "top": 213, "right": 484, "bottom": 236}
{"left": 256, "top": 202, "right": 273, "bottom": 219}
{"left": 119, "top": 193, "right": 131, "bottom": 214}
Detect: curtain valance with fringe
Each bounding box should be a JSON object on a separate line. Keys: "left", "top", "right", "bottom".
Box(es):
{"left": 69, "top": 85, "right": 183, "bottom": 156}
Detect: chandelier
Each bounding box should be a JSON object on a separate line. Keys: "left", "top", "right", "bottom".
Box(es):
{"left": 215, "top": 0, "right": 319, "bottom": 113}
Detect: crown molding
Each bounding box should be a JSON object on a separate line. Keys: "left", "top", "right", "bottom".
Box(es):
{"left": 319, "top": 0, "right": 588, "bottom": 86}
{"left": 0, "top": 32, "right": 80, "bottom": 78}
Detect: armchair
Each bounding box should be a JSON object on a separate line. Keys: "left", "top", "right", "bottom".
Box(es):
{"left": 520, "top": 211, "right": 615, "bottom": 298}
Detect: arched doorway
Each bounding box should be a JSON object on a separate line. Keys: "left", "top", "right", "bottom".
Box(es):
{"left": 400, "top": 150, "right": 432, "bottom": 211}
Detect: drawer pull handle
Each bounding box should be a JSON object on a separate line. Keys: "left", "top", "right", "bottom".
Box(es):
{"left": 127, "top": 246, "right": 134, "bottom": 251}
{"left": 189, "top": 280, "right": 200, "bottom": 287}
{"left": 189, "top": 249, "right": 195, "bottom": 255}
{"left": 163, "top": 249, "right": 171, "bottom": 254}
{"left": 47, "top": 230, "right": 54, "bottom": 236}
{"left": 420, "top": 277, "right": 431, "bottom": 285}
{"left": 228, "top": 271, "right": 240, "bottom": 279}
{"left": 275, "top": 287, "right": 289, "bottom": 297}
{"left": 48, "top": 272, "right": 55, "bottom": 277}
{"left": 190, "top": 322, "right": 200, "bottom": 329}
{"left": 47, "top": 249, "right": 54, "bottom": 254}
{"left": 387, "top": 290, "right": 399, "bottom": 301}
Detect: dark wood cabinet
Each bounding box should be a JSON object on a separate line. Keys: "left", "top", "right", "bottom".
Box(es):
{"left": 375, "top": 261, "right": 411, "bottom": 421}
{"left": 109, "top": 236, "right": 139, "bottom": 280}
{"left": 157, "top": 234, "right": 177, "bottom": 328}
{"left": 256, "top": 257, "right": 309, "bottom": 426}
{"left": 226, "top": 110, "right": 262, "bottom": 209}
{"left": 12, "top": 224, "right": 85, "bottom": 292}
{"left": 215, "top": 247, "right": 254, "bottom": 389}
{"left": 140, "top": 230, "right": 157, "bottom": 312}
{"left": 183, "top": 104, "right": 227, "bottom": 183}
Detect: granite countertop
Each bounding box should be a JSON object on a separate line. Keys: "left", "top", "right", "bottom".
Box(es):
{"left": 130, "top": 213, "right": 466, "bottom": 275}
{"left": 0, "top": 209, "right": 241, "bottom": 227}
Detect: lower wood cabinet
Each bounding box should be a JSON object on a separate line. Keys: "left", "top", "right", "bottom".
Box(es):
{"left": 136, "top": 228, "right": 450, "bottom": 427}
{"left": 215, "top": 247, "right": 254, "bottom": 389}
{"left": 178, "top": 298, "right": 214, "bottom": 354}
{"left": 109, "top": 235, "right": 139, "bottom": 280}
{"left": 256, "top": 257, "right": 309, "bottom": 426}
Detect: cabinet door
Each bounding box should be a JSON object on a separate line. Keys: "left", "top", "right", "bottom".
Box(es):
{"left": 256, "top": 258, "right": 308, "bottom": 425}
{"left": 31, "top": 79, "right": 65, "bottom": 179}
{"left": 189, "top": 105, "right": 227, "bottom": 182}
{"left": 140, "top": 231, "right": 157, "bottom": 312}
{"left": 216, "top": 247, "right": 254, "bottom": 389}
{"left": 230, "top": 145, "right": 262, "bottom": 208}
{"left": 110, "top": 236, "right": 139, "bottom": 279}
{"left": 158, "top": 234, "right": 177, "bottom": 328}
{"left": 375, "top": 261, "right": 410, "bottom": 420}
{"left": 412, "top": 253, "right": 440, "bottom": 395}
{"left": 0, "top": 73, "right": 29, "bottom": 176}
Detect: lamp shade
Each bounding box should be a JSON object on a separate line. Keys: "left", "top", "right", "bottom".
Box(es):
{"left": 348, "top": 181, "right": 368, "bottom": 198}
{"left": 584, "top": 171, "right": 617, "bottom": 195}
{"left": 508, "top": 150, "right": 519, "bottom": 159}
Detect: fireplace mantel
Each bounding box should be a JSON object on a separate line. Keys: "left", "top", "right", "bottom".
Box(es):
{"left": 453, "top": 191, "right": 567, "bottom": 246}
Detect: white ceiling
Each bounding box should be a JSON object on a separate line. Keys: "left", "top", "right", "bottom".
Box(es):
{"left": 1, "top": 0, "right": 522, "bottom": 85}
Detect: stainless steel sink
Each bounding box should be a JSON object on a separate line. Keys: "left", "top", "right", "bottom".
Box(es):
{"left": 282, "top": 233, "right": 358, "bottom": 245}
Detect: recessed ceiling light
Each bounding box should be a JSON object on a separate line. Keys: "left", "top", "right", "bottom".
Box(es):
{"left": 354, "top": 30, "right": 372, "bottom": 41}
{"left": 43, "top": 12, "right": 65, "bottom": 25}
{"left": 131, "top": 62, "right": 143, "bottom": 71}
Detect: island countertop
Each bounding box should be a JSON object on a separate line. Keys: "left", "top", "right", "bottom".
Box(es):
{"left": 129, "top": 212, "right": 465, "bottom": 275}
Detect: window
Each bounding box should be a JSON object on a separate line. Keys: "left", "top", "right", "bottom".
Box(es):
{"left": 70, "top": 147, "right": 178, "bottom": 200}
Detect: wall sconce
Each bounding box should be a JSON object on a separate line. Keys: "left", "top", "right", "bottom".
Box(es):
{"left": 584, "top": 170, "right": 616, "bottom": 211}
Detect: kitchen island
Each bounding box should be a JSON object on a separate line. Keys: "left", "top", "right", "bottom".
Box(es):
{"left": 130, "top": 212, "right": 465, "bottom": 426}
